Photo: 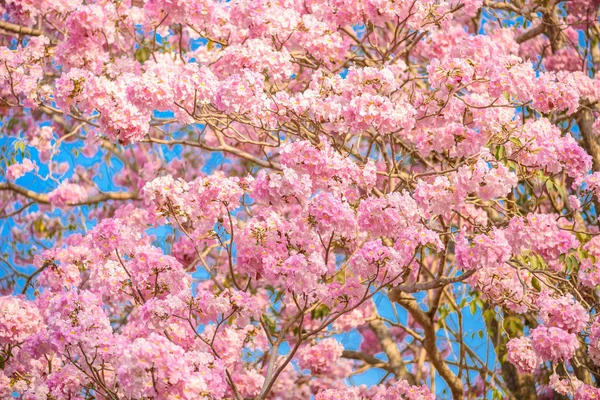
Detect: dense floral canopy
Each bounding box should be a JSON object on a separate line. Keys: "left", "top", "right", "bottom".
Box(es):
{"left": 1, "top": 0, "right": 600, "bottom": 399}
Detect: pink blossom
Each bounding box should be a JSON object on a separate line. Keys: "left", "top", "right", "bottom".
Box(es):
{"left": 575, "top": 383, "right": 600, "bottom": 400}
{"left": 316, "top": 387, "right": 363, "bottom": 400}
{"left": 455, "top": 228, "right": 512, "bottom": 271}
{"left": 298, "top": 338, "right": 345, "bottom": 375}
{"left": 530, "top": 326, "right": 579, "bottom": 362}
{"left": 549, "top": 373, "right": 581, "bottom": 397}
{"left": 116, "top": 333, "right": 226, "bottom": 399}
{"left": 506, "top": 213, "right": 578, "bottom": 264}
{"left": 374, "top": 380, "right": 436, "bottom": 400}
{"left": 0, "top": 296, "right": 43, "bottom": 344}
{"left": 47, "top": 181, "right": 89, "bottom": 207}
{"left": 5, "top": 158, "right": 37, "bottom": 181}
{"left": 587, "top": 317, "right": 600, "bottom": 366}
{"left": 536, "top": 292, "right": 588, "bottom": 333}
{"left": 506, "top": 337, "right": 541, "bottom": 374}
{"left": 2, "top": 0, "right": 600, "bottom": 397}
{"left": 569, "top": 195, "right": 582, "bottom": 210}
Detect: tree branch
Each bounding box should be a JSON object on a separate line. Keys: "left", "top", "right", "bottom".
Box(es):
{"left": 0, "top": 182, "right": 138, "bottom": 206}
{"left": 0, "top": 21, "right": 42, "bottom": 36}
{"left": 390, "top": 270, "right": 476, "bottom": 293}
{"left": 390, "top": 292, "right": 464, "bottom": 399}
{"left": 516, "top": 23, "right": 546, "bottom": 44}
{"left": 576, "top": 106, "right": 600, "bottom": 172}
{"left": 341, "top": 350, "right": 394, "bottom": 373}
{"left": 368, "top": 319, "right": 416, "bottom": 384}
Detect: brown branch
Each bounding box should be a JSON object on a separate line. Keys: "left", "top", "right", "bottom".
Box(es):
{"left": 516, "top": 23, "right": 546, "bottom": 44}
{"left": 368, "top": 319, "right": 416, "bottom": 384}
{"left": 0, "top": 21, "right": 42, "bottom": 36}
{"left": 341, "top": 350, "right": 394, "bottom": 373}
{"left": 390, "top": 292, "right": 464, "bottom": 399}
{"left": 576, "top": 106, "right": 600, "bottom": 172}
{"left": 482, "top": 0, "right": 520, "bottom": 13}
{"left": 0, "top": 182, "right": 138, "bottom": 206}
{"left": 390, "top": 270, "right": 476, "bottom": 293}
{"left": 144, "top": 136, "right": 282, "bottom": 170}
{"left": 485, "top": 310, "right": 537, "bottom": 400}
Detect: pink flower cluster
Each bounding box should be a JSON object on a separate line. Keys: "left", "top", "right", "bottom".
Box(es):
{"left": 506, "top": 293, "right": 586, "bottom": 371}
{"left": 5, "top": 158, "right": 37, "bottom": 181}
{"left": 506, "top": 337, "right": 541, "bottom": 374}
{"left": 298, "top": 338, "right": 345, "bottom": 375}
{"left": 3, "top": 0, "right": 600, "bottom": 398}
{"left": 536, "top": 292, "right": 588, "bottom": 333}
{"left": 0, "top": 295, "right": 43, "bottom": 345}
{"left": 116, "top": 333, "right": 226, "bottom": 399}
{"left": 47, "top": 181, "right": 89, "bottom": 207}
{"left": 531, "top": 326, "right": 579, "bottom": 363}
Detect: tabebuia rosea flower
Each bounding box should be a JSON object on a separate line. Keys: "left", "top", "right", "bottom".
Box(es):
{"left": 1, "top": 0, "right": 600, "bottom": 398}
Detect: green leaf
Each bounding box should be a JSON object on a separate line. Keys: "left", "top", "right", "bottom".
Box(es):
{"left": 508, "top": 137, "right": 522, "bottom": 147}
{"left": 12, "top": 140, "right": 25, "bottom": 155}
{"left": 536, "top": 254, "right": 546, "bottom": 268}
{"left": 482, "top": 308, "right": 495, "bottom": 324}
{"left": 529, "top": 255, "right": 538, "bottom": 270}
{"left": 566, "top": 255, "right": 573, "bottom": 269}
{"left": 531, "top": 277, "right": 541, "bottom": 292}
{"left": 495, "top": 145, "right": 506, "bottom": 160}
{"left": 439, "top": 306, "right": 448, "bottom": 320}
{"left": 569, "top": 255, "right": 579, "bottom": 270}
{"left": 310, "top": 304, "right": 330, "bottom": 320}
{"left": 33, "top": 219, "right": 45, "bottom": 235}
{"left": 7, "top": 118, "right": 18, "bottom": 131}
{"left": 577, "top": 232, "right": 591, "bottom": 243}
{"left": 135, "top": 47, "right": 151, "bottom": 63}
{"left": 557, "top": 184, "right": 567, "bottom": 199}
{"left": 469, "top": 301, "right": 477, "bottom": 316}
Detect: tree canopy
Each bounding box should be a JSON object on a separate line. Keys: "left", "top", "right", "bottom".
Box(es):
{"left": 1, "top": 0, "right": 600, "bottom": 399}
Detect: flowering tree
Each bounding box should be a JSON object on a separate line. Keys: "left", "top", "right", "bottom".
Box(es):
{"left": 2, "top": 0, "right": 600, "bottom": 398}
